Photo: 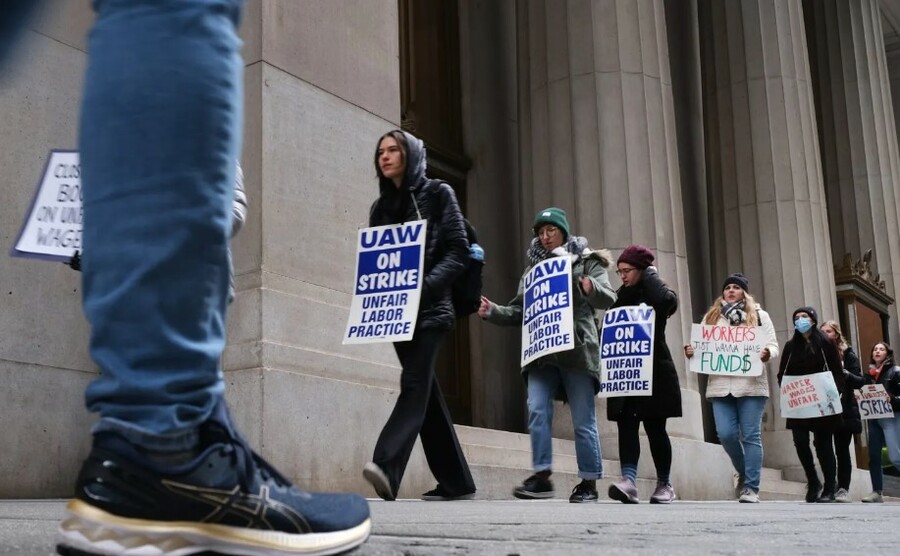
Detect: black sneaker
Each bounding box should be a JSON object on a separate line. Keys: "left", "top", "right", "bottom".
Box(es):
{"left": 421, "top": 484, "right": 476, "bottom": 501}
{"left": 56, "top": 420, "right": 371, "bottom": 556}
{"left": 568, "top": 480, "right": 598, "bottom": 503}
{"left": 513, "top": 474, "right": 554, "bottom": 499}
{"left": 816, "top": 489, "right": 836, "bottom": 503}
{"left": 805, "top": 480, "right": 822, "bottom": 503}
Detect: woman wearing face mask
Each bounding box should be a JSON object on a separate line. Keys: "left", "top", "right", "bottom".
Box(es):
{"left": 683, "top": 273, "right": 778, "bottom": 503}
{"left": 860, "top": 342, "right": 900, "bottom": 503}
{"left": 777, "top": 307, "right": 845, "bottom": 503}
{"left": 819, "top": 321, "right": 864, "bottom": 502}
{"left": 606, "top": 245, "right": 680, "bottom": 504}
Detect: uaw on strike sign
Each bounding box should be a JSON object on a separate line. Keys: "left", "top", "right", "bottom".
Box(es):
{"left": 598, "top": 305, "right": 655, "bottom": 397}
{"left": 344, "top": 220, "right": 426, "bottom": 344}
{"left": 521, "top": 257, "right": 574, "bottom": 366}
{"left": 11, "top": 150, "right": 82, "bottom": 261}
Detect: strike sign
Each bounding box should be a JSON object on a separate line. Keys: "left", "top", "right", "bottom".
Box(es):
{"left": 779, "top": 371, "right": 842, "bottom": 419}
{"left": 521, "top": 256, "right": 574, "bottom": 366}
{"left": 688, "top": 324, "right": 766, "bottom": 376}
{"left": 11, "top": 150, "right": 82, "bottom": 261}
{"left": 855, "top": 384, "right": 895, "bottom": 420}
{"left": 598, "top": 305, "right": 655, "bottom": 397}
{"left": 343, "top": 220, "right": 426, "bottom": 344}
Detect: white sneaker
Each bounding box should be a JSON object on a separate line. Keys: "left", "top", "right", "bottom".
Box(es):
{"left": 861, "top": 491, "right": 883, "bottom": 503}
{"left": 834, "top": 488, "right": 851, "bottom": 503}
{"left": 738, "top": 487, "right": 760, "bottom": 503}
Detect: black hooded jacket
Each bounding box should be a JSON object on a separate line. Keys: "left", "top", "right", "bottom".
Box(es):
{"left": 369, "top": 131, "right": 468, "bottom": 331}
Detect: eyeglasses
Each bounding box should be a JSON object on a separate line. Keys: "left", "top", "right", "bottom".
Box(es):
{"left": 616, "top": 267, "right": 637, "bottom": 276}
{"left": 537, "top": 226, "right": 559, "bottom": 238}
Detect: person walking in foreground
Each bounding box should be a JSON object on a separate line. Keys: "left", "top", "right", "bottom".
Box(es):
{"left": 607, "top": 245, "right": 680, "bottom": 504}
{"left": 684, "top": 273, "right": 778, "bottom": 503}
{"left": 820, "top": 321, "right": 865, "bottom": 502}
{"left": 777, "top": 307, "right": 844, "bottom": 503}
{"left": 860, "top": 342, "right": 900, "bottom": 503}
{"left": 362, "top": 130, "right": 477, "bottom": 502}
{"left": 0, "top": 1, "right": 373, "bottom": 554}
{"left": 479, "top": 208, "right": 617, "bottom": 502}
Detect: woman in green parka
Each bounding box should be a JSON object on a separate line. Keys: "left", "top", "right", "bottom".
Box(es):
{"left": 479, "top": 208, "right": 617, "bottom": 503}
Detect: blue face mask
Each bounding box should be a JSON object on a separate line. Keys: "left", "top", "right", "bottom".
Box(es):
{"left": 794, "top": 317, "right": 813, "bottom": 334}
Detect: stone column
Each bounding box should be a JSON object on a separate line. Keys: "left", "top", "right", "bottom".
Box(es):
{"left": 805, "top": 0, "right": 900, "bottom": 349}
{"left": 521, "top": 0, "right": 703, "bottom": 442}
{"left": 699, "top": 0, "right": 837, "bottom": 468}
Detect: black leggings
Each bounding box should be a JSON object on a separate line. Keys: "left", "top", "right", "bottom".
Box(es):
{"left": 617, "top": 417, "right": 672, "bottom": 478}
{"left": 832, "top": 430, "right": 854, "bottom": 491}
{"left": 791, "top": 428, "right": 837, "bottom": 491}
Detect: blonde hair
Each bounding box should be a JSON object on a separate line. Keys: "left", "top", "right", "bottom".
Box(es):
{"left": 820, "top": 320, "right": 848, "bottom": 355}
{"left": 703, "top": 293, "right": 759, "bottom": 326}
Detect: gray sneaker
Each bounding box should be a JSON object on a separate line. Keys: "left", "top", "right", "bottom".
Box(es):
{"left": 834, "top": 488, "right": 851, "bottom": 503}
{"left": 738, "top": 487, "right": 760, "bottom": 503}
{"left": 608, "top": 478, "right": 640, "bottom": 504}
{"left": 650, "top": 481, "right": 676, "bottom": 504}
{"left": 733, "top": 472, "right": 745, "bottom": 500}
{"left": 862, "top": 491, "right": 883, "bottom": 503}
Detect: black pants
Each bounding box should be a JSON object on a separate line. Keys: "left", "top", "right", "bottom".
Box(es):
{"left": 791, "top": 428, "right": 837, "bottom": 491}
{"left": 617, "top": 417, "right": 672, "bottom": 479}
{"left": 372, "top": 328, "right": 475, "bottom": 496}
{"left": 832, "top": 430, "right": 854, "bottom": 491}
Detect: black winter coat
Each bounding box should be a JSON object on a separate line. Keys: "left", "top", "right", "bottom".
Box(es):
{"left": 606, "top": 267, "right": 682, "bottom": 421}
{"left": 839, "top": 347, "right": 864, "bottom": 434}
{"left": 864, "top": 363, "right": 900, "bottom": 412}
{"left": 369, "top": 132, "right": 468, "bottom": 331}
{"left": 777, "top": 334, "right": 845, "bottom": 431}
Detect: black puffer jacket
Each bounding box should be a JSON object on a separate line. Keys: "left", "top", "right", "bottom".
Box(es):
{"left": 369, "top": 131, "right": 468, "bottom": 331}
{"left": 839, "top": 347, "right": 864, "bottom": 434}
{"left": 864, "top": 362, "right": 900, "bottom": 412}
{"left": 606, "top": 267, "right": 682, "bottom": 421}
{"left": 777, "top": 334, "right": 845, "bottom": 431}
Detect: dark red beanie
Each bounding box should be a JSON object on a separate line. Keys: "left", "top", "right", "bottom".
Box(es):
{"left": 617, "top": 245, "right": 655, "bottom": 270}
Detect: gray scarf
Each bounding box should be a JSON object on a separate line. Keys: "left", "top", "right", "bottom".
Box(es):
{"left": 721, "top": 299, "right": 747, "bottom": 326}
{"left": 526, "top": 235, "right": 589, "bottom": 266}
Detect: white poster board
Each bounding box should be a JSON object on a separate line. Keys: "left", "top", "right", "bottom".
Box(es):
{"left": 779, "top": 371, "right": 843, "bottom": 419}
{"left": 521, "top": 257, "right": 574, "bottom": 366}
{"left": 598, "top": 305, "right": 656, "bottom": 397}
{"left": 855, "top": 384, "right": 895, "bottom": 420}
{"left": 11, "top": 150, "right": 82, "bottom": 261}
{"left": 688, "top": 324, "right": 766, "bottom": 376}
{"left": 343, "top": 220, "right": 426, "bottom": 344}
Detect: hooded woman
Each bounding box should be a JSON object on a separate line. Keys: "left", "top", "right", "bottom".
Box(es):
{"left": 684, "top": 273, "right": 778, "bottom": 503}
{"left": 777, "top": 306, "right": 844, "bottom": 503}
{"left": 479, "top": 208, "right": 617, "bottom": 502}
{"left": 361, "top": 130, "right": 476, "bottom": 501}
{"left": 606, "top": 245, "right": 681, "bottom": 504}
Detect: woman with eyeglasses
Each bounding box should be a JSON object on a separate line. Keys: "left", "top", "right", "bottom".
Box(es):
{"left": 606, "top": 245, "right": 680, "bottom": 504}
{"left": 683, "top": 273, "right": 778, "bottom": 503}
{"left": 860, "top": 342, "right": 900, "bottom": 503}
{"left": 777, "top": 306, "right": 844, "bottom": 503}
{"left": 479, "top": 207, "right": 617, "bottom": 502}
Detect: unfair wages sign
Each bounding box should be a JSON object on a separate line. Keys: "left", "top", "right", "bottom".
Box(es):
{"left": 855, "top": 384, "right": 895, "bottom": 420}
{"left": 521, "top": 257, "right": 574, "bottom": 366}
{"left": 598, "top": 305, "right": 655, "bottom": 397}
{"left": 343, "top": 220, "right": 426, "bottom": 344}
{"left": 779, "top": 371, "right": 842, "bottom": 419}
{"left": 688, "top": 324, "right": 765, "bottom": 376}
{"left": 11, "top": 150, "right": 82, "bottom": 261}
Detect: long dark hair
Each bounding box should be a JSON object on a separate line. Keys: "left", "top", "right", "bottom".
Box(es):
{"left": 868, "top": 341, "right": 894, "bottom": 368}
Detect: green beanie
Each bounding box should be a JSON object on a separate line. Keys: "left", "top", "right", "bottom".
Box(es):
{"left": 533, "top": 207, "right": 570, "bottom": 239}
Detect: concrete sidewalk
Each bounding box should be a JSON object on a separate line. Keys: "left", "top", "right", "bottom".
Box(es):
{"left": 2, "top": 498, "right": 899, "bottom": 555}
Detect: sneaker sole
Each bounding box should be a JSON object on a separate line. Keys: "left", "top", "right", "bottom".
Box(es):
{"left": 421, "top": 493, "right": 476, "bottom": 501}
{"left": 568, "top": 497, "right": 599, "bottom": 503}
{"left": 608, "top": 485, "right": 639, "bottom": 504}
{"left": 363, "top": 462, "right": 395, "bottom": 502}
{"left": 649, "top": 497, "right": 675, "bottom": 504}
{"left": 513, "top": 489, "right": 555, "bottom": 500}
{"left": 57, "top": 499, "right": 371, "bottom": 556}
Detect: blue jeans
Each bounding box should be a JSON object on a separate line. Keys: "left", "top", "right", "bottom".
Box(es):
{"left": 79, "top": 0, "right": 244, "bottom": 451}
{"left": 711, "top": 395, "right": 767, "bottom": 492}
{"left": 867, "top": 414, "right": 900, "bottom": 492}
{"left": 527, "top": 367, "right": 602, "bottom": 479}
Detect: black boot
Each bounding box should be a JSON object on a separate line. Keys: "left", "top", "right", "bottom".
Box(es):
{"left": 805, "top": 478, "right": 822, "bottom": 503}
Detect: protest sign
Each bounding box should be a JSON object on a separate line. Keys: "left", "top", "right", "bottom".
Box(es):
{"left": 343, "top": 220, "right": 426, "bottom": 344}
{"left": 855, "top": 384, "right": 895, "bottom": 420}
{"left": 520, "top": 257, "right": 574, "bottom": 366}
{"left": 11, "top": 150, "right": 82, "bottom": 261}
{"left": 598, "top": 305, "right": 655, "bottom": 397}
{"left": 688, "top": 324, "right": 766, "bottom": 376}
{"left": 779, "top": 371, "right": 842, "bottom": 419}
